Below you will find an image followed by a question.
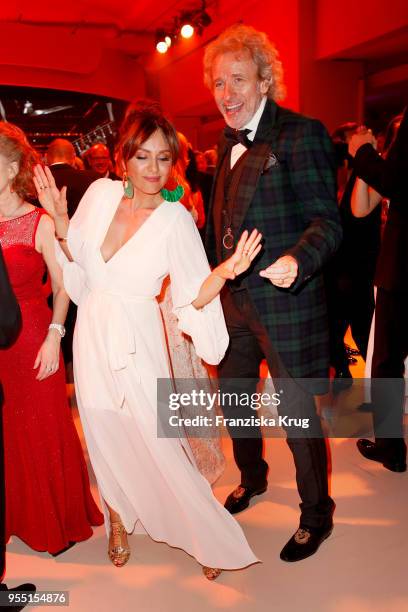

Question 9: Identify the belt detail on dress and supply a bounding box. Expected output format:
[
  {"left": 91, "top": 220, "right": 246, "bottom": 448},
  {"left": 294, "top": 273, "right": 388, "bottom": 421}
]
[{"left": 85, "top": 288, "right": 155, "bottom": 408}]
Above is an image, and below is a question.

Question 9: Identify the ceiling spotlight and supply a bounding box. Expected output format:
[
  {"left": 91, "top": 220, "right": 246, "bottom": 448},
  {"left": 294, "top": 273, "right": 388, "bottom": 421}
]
[
  {"left": 155, "top": 3, "right": 211, "bottom": 52},
  {"left": 156, "top": 40, "right": 168, "bottom": 53},
  {"left": 180, "top": 23, "right": 194, "bottom": 38},
  {"left": 156, "top": 30, "right": 169, "bottom": 53}
]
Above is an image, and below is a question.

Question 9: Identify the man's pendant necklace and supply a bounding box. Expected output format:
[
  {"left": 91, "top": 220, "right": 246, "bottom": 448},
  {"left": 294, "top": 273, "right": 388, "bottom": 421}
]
[
  {"left": 222, "top": 227, "right": 234, "bottom": 250},
  {"left": 222, "top": 209, "right": 234, "bottom": 250}
]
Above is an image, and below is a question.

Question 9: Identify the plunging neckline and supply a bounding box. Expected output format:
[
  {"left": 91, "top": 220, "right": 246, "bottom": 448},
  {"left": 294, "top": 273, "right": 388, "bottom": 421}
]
[{"left": 99, "top": 197, "right": 167, "bottom": 264}]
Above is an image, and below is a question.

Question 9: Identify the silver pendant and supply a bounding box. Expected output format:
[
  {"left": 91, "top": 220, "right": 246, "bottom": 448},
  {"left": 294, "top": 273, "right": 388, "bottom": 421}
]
[{"left": 222, "top": 228, "right": 234, "bottom": 250}]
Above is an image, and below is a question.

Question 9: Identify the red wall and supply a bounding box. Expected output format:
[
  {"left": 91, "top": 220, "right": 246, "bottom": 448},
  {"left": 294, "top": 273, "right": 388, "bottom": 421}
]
[
  {"left": 298, "top": 0, "right": 364, "bottom": 132},
  {"left": 316, "top": 0, "right": 408, "bottom": 58},
  {"left": 0, "top": 22, "right": 146, "bottom": 99}
]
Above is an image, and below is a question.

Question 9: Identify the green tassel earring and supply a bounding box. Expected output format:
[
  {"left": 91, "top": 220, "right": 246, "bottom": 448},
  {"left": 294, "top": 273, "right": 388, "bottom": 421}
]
[
  {"left": 160, "top": 184, "right": 184, "bottom": 202},
  {"left": 123, "top": 172, "right": 134, "bottom": 199}
]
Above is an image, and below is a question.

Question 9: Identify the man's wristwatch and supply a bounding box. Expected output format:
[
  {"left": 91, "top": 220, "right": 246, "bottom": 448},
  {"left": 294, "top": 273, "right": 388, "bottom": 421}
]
[{"left": 48, "top": 323, "right": 66, "bottom": 338}]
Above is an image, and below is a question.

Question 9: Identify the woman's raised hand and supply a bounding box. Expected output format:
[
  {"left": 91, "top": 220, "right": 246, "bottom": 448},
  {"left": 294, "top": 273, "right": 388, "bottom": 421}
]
[
  {"left": 215, "top": 229, "right": 263, "bottom": 280},
  {"left": 33, "top": 164, "right": 68, "bottom": 219}
]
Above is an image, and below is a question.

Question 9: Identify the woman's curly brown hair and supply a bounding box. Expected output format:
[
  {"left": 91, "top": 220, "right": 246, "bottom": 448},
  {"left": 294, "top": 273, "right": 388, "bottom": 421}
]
[
  {"left": 203, "top": 23, "right": 286, "bottom": 102},
  {"left": 0, "top": 121, "right": 39, "bottom": 199}
]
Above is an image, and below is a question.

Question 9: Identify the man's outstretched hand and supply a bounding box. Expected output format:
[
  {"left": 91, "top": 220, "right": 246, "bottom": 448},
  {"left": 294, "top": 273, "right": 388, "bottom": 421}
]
[{"left": 259, "top": 255, "right": 298, "bottom": 288}]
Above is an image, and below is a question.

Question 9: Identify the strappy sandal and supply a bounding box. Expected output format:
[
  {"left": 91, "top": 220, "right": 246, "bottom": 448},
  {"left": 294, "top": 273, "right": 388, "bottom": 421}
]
[
  {"left": 108, "top": 521, "right": 130, "bottom": 567},
  {"left": 202, "top": 566, "right": 222, "bottom": 581}
]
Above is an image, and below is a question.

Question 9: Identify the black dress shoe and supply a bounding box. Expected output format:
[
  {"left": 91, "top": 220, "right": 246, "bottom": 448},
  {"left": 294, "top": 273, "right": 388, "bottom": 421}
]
[
  {"left": 0, "top": 583, "right": 36, "bottom": 611},
  {"left": 224, "top": 484, "right": 267, "bottom": 514},
  {"left": 357, "top": 439, "right": 407, "bottom": 472},
  {"left": 332, "top": 368, "right": 353, "bottom": 395},
  {"left": 280, "top": 525, "right": 333, "bottom": 562},
  {"left": 50, "top": 541, "right": 76, "bottom": 557}
]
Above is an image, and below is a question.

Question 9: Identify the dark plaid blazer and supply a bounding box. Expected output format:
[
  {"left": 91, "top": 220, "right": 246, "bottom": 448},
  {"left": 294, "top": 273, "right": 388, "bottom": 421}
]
[{"left": 206, "top": 100, "right": 342, "bottom": 391}]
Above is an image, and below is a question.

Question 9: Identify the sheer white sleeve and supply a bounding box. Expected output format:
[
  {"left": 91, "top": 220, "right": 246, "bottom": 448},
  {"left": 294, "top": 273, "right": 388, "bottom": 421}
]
[
  {"left": 55, "top": 178, "right": 110, "bottom": 305},
  {"left": 167, "top": 205, "right": 229, "bottom": 365}
]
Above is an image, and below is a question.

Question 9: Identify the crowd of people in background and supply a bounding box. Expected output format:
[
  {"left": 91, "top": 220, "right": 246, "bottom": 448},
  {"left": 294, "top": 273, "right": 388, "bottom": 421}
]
[{"left": 326, "top": 114, "right": 405, "bottom": 394}]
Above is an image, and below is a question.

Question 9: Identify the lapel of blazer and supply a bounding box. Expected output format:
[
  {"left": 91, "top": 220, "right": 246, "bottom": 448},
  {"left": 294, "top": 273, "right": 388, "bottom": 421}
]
[
  {"left": 232, "top": 99, "right": 278, "bottom": 232},
  {"left": 205, "top": 136, "right": 230, "bottom": 255},
  {"left": 208, "top": 134, "right": 229, "bottom": 221}
]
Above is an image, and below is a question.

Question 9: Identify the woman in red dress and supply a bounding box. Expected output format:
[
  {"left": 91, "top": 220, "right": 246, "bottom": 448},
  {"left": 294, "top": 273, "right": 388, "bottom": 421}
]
[{"left": 0, "top": 122, "right": 103, "bottom": 555}]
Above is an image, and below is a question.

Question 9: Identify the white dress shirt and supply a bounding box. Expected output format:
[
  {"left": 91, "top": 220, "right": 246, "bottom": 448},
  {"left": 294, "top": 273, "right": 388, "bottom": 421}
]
[{"left": 230, "top": 96, "right": 267, "bottom": 169}]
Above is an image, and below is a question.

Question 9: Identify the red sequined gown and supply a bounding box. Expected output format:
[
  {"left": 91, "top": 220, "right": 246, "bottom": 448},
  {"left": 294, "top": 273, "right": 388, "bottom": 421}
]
[{"left": 0, "top": 208, "right": 103, "bottom": 554}]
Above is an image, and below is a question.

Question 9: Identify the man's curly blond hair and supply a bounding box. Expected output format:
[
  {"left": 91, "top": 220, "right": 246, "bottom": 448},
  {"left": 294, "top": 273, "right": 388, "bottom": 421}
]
[{"left": 203, "top": 24, "right": 286, "bottom": 102}]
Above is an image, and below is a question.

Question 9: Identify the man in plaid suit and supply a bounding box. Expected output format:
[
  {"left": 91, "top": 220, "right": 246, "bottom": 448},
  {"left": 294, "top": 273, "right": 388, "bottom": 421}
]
[{"left": 204, "top": 24, "right": 342, "bottom": 562}]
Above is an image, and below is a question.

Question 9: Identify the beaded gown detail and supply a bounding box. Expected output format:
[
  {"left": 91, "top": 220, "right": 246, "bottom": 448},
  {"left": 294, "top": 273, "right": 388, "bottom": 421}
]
[{"left": 0, "top": 208, "right": 103, "bottom": 554}]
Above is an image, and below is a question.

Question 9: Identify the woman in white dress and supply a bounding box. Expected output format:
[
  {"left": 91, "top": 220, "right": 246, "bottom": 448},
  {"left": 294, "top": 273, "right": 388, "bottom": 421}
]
[{"left": 34, "top": 102, "right": 262, "bottom": 579}]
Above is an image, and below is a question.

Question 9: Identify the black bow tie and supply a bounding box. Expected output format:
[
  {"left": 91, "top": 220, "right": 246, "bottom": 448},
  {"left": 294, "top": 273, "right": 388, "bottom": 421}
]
[{"left": 223, "top": 127, "right": 252, "bottom": 148}]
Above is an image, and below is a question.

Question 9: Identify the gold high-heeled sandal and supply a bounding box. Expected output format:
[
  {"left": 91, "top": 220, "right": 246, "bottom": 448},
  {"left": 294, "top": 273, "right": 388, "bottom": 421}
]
[
  {"left": 202, "top": 566, "right": 222, "bottom": 581},
  {"left": 108, "top": 521, "right": 130, "bottom": 567}
]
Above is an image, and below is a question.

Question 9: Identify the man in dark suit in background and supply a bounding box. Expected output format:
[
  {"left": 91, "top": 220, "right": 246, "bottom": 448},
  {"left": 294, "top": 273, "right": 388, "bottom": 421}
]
[
  {"left": 46, "top": 139, "right": 98, "bottom": 218},
  {"left": 0, "top": 245, "right": 35, "bottom": 610},
  {"left": 46, "top": 139, "right": 98, "bottom": 371},
  {"left": 349, "top": 108, "right": 408, "bottom": 472},
  {"left": 204, "top": 24, "right": 342, "bottom": 562},
  {"left": 84, "top": 142, "right": 120, "bottom": 180}
]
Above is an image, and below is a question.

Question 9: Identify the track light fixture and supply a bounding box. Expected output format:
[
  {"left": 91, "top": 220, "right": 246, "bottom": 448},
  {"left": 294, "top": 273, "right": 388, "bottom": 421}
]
[
  {"left": 156, "top": 30, "right": 171, "bottom": 54},
  {"left": 155, "top": 1, "right": 212, "bottom": 53},
  {"left": 194, "top": 8, "right": 212, "bottom": 34},
  {"left": 180, "top": 22, "right": 194, "bottom": 39}
]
